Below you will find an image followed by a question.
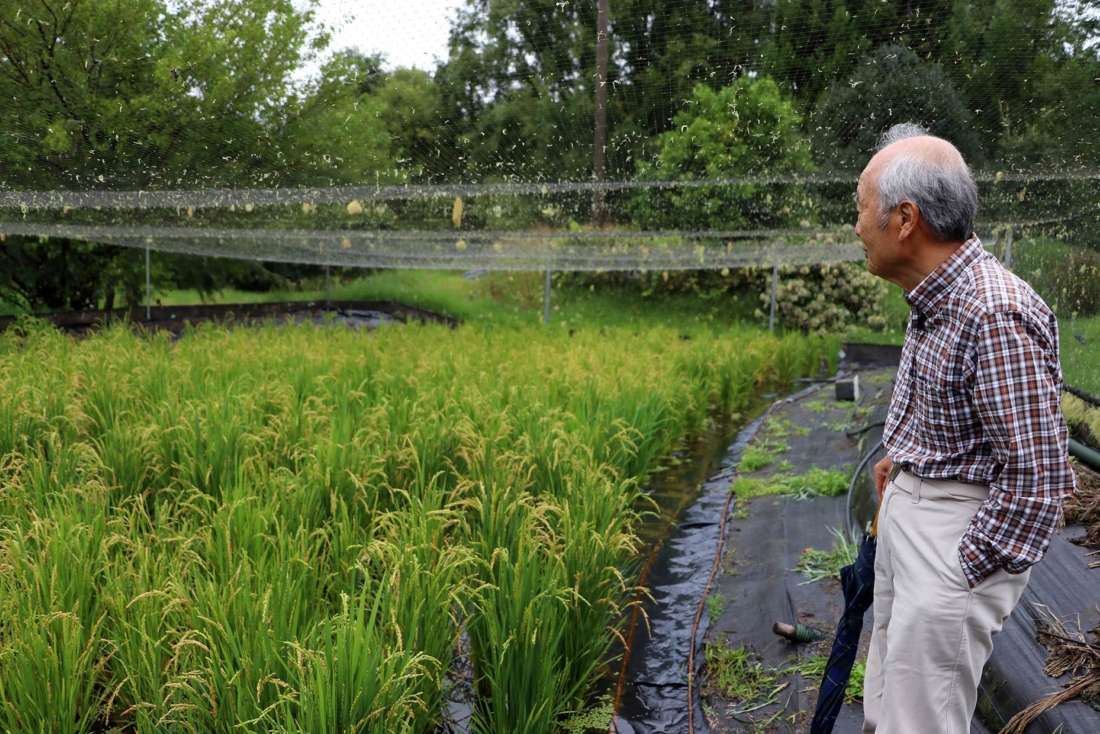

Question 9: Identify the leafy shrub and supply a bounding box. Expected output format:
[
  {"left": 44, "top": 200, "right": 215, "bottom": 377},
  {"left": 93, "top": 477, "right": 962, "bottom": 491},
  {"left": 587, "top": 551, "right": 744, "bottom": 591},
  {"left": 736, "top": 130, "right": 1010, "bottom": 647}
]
[
  {"left": 566, "top": 259, "right": 887, "bottom": 334},
  {"left": 756, "top": 262, "right": 888, "bottom": 334},
  {"left": 809, "top": 44, "right": 982, "bottom": 171},
  {"left": 628, "top": 77, "right": 815, "bottom": 230}
]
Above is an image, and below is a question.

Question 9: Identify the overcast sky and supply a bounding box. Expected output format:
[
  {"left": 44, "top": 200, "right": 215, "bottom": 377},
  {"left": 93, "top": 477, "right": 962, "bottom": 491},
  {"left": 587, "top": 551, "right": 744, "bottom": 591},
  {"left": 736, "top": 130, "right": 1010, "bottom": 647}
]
[{"left": 303, "top": 0, "right": 465, "bottom": 76}]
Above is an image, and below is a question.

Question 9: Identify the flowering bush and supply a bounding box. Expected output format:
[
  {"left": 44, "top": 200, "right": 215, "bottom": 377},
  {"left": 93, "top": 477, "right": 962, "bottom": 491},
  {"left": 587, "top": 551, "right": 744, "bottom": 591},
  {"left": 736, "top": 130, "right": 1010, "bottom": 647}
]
[
  {"left": 755, "top": 263, "right": 888, "bottom": 333},
  {"left": 567, "top": 261, "right": 887, "bottom": 334}
]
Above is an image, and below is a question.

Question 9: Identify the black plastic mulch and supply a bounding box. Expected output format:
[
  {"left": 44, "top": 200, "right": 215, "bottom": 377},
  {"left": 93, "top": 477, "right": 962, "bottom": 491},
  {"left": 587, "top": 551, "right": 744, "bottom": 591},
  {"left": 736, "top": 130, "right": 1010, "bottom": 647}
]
[
  {"left": 698, "top": 368, "right": 1091, "bottom": 734},
  {"left": 701, "top": 372, "right": 894, "bottom": 734}
]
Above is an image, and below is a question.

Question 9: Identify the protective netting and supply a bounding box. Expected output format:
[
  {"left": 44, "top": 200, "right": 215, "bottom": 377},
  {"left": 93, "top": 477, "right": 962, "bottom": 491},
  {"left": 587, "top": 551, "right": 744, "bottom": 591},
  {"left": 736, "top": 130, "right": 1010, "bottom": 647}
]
[
  {"left": 0, "top": 221, "right": 867, "bottom": 271},
  {"left": 0, "top": 0, "right": 1098, "bottom": 306}
]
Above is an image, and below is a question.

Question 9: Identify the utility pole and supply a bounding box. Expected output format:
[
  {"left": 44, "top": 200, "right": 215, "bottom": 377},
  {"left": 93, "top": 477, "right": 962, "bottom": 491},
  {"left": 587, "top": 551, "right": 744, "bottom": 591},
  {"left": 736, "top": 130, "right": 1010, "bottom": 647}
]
[{"left": 592, "top": 0, "right": 610, "bottom": 226}]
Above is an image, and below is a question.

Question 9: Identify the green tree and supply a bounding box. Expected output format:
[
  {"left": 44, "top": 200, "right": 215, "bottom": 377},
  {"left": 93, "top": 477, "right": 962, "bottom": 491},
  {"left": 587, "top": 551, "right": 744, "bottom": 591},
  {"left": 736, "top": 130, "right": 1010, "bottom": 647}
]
[
  {"left": 436, "top": 0, "right": 772, "bottom": 182},
  {"left": 376, "top": 68, "right": 444, "bottom": 180},
  {"left": 809, "top": 44, "right": 982, "bottom": 171},
  {"left": 0, "top": 0, "right": 325, "bottom": 310},
  {"left": 435, "top": 0, "right": 1088, "bottom": 183},
  {"left": 937, "top": 0, "right": 1061, "bottom": 154},
  {"left": 282, "top": 50, "right": 398, "bottom": 187},
  {"left": 435, "top": 0, "right": 596, "bottom": 181},
  {"left": 0, "top": 0, "right": 321, "bottom": 190},
  {"left": 629, "top": 78, "right": 814, "bottom": 230},
  {"left": 0, "top": 241, "right": 143, "bottom": 312},
  {"left": 990, "top": 2, "right": 1100, "bottom": 168}
]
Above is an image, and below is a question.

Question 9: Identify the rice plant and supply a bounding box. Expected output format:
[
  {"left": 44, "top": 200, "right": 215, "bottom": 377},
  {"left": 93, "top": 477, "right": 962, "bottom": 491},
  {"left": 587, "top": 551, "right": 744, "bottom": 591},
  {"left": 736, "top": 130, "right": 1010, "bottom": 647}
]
[{"left": 0, "top": 319, "right": 835, "bottom": 732}]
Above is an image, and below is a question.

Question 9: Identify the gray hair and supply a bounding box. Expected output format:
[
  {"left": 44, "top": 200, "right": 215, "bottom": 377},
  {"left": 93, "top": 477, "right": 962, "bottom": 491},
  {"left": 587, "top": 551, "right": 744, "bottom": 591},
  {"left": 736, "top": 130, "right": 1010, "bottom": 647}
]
[
  {"left": 876, "top": 123, "right": 932, "bottom": 150},
  {"left": 874, "top": 123, "right": 978, "bottom": 242}
]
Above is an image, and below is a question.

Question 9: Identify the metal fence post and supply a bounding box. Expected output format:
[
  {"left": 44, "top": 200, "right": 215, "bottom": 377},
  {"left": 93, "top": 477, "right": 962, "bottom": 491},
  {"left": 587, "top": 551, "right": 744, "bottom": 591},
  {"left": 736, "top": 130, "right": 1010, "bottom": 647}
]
[
  {"left": 543, "top": 266, "right": 552, "bottom": 325},
  {"left": 768, "top": 261, "right": 779, "bottom": 332},
  {"left": 145, "top": 247, "right": 151, "bottom": 321},
  {"left": 1003, "top": 226, "right": 1014, "bottom": 270}
]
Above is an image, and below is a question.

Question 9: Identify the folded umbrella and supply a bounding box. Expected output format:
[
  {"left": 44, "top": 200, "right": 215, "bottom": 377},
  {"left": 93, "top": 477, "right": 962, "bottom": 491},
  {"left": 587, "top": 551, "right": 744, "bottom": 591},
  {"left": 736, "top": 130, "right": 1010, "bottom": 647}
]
[{"left": 810, "top": 532, "right": 877, "bottom": 734}]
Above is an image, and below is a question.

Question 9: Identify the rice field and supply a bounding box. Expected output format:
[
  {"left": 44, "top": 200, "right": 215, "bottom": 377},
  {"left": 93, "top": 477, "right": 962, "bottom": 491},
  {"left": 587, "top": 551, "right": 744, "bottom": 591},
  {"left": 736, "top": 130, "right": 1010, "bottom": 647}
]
[{"left": 0, "top": 318, "right": 834, "bottom": 733}]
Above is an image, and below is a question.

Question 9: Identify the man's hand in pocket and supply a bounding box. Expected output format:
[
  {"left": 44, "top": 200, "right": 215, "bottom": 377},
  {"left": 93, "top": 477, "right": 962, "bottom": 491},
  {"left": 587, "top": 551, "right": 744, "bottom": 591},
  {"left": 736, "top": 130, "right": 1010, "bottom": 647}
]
[{"left": 873, "top": 456, "right": 894, "bottom": 503}]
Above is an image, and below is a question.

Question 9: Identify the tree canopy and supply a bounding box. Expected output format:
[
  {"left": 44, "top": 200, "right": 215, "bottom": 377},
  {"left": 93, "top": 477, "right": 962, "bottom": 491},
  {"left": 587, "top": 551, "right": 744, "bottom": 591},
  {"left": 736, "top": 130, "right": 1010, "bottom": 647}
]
[
  {"left": 1, "top": 0, "right": 1098, "bottom": 310},
  {"left": 630, "top": 78, "right": 813, "bottom": 230}
]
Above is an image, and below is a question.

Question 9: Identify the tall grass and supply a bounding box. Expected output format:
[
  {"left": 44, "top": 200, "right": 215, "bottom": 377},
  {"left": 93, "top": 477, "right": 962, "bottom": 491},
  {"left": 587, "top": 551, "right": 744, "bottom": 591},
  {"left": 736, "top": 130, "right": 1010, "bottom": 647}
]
[{"left": 0, "top": 319, "right": 835, "bottom": 732}]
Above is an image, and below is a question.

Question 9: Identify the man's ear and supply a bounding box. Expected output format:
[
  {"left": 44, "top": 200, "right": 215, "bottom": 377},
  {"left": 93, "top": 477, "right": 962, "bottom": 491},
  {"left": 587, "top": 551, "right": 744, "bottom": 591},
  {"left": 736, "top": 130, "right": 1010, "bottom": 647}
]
[{"left": 896, "top": 201, "right": 920, "bottom": 240}]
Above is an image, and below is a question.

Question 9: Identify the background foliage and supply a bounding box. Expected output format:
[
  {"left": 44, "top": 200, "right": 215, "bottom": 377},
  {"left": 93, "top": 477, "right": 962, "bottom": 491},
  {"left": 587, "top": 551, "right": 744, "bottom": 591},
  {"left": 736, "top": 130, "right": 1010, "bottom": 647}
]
[{"left": 0, "top": 0, "right": 1097, "bottom": 319}]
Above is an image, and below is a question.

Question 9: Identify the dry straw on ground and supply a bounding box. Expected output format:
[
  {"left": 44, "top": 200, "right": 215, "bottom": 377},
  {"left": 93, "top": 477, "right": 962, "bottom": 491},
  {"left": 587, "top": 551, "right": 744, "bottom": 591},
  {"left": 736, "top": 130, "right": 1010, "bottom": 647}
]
[
  {"left": 999, "top": 604, "right": 1100, "bottom": 734},
  {"left": 1065, "top": 462, "right": 1100, "bottom": 560},
  {"left": 999, "top": 463, "right": 1100, "bottom": 734}
]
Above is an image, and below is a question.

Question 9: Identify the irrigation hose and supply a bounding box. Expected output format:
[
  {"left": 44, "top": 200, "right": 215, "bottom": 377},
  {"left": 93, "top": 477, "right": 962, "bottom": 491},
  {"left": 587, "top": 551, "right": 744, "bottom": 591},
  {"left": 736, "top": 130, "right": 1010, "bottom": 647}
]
[
  {"left": 846, "top": 440, "right": 885, "bottom": 538},
  {"left": 1070, "top": 438, "right": 1100, "bottom": 473},
  {"left": 1066, "top": 384, "right": 1100, "bottom": 409},
  {"left": 845, "top": 420, "right": 886, "bottom": 439}
]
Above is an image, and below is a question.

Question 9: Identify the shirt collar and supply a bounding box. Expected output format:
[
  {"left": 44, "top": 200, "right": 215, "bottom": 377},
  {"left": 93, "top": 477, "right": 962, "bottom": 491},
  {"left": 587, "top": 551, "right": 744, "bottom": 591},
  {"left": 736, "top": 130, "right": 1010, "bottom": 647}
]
[{"left": 905, "top": 236, "right": 984, "bottom": 319}]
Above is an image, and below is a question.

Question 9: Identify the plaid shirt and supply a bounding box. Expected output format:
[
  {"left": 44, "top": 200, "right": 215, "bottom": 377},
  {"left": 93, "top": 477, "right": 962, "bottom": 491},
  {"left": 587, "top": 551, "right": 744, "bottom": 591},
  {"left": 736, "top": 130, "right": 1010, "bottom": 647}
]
[{"left": 884, "top": 237, "right": 1076, "bottom": 588}]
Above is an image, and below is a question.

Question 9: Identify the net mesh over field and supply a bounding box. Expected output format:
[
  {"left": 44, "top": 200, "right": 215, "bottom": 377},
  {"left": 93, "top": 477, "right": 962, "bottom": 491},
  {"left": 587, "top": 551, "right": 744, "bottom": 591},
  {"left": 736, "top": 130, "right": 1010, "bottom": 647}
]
[{"left": 0, "top": 1, "right": 1098, "bottom": 295}]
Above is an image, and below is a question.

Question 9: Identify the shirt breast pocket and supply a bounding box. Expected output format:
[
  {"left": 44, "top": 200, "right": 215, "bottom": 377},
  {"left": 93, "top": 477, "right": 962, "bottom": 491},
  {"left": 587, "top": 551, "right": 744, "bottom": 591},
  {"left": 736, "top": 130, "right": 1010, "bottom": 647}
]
[{"left": 912, "top": 374, "right": 973, "bottom": 452}]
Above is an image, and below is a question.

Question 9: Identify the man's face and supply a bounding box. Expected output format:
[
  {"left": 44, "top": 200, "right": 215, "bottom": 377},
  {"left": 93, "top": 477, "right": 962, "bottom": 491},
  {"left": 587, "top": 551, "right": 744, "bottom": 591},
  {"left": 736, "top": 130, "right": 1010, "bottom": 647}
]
[{"left": 854, "top": 171, "right": 896, "bottom": 279}]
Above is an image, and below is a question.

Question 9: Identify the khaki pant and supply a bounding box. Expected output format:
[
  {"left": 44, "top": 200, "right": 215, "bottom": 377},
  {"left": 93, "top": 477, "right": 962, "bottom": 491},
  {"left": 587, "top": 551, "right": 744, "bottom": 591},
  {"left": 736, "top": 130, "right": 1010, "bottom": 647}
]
[{"left": 862, "top": 470, "right": 1030, "bottom": 734}]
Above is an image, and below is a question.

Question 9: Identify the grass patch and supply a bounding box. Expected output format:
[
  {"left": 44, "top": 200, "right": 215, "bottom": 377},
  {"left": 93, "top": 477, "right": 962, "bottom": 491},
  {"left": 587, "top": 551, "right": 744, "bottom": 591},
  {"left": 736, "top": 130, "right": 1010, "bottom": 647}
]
[
  {"left": 739, "top": 445, "right": 780, "bottom": 472},
  {"left": 704, "top": 641, "right": 785, "bottom": 704},
  {"left": 734, "top": 468, "right": 844, "bottom": 501},
  {"left": 732, "top": 467, "right": 849, "bottom": 500},
  {"left": 732, "top": 477, "right": 777, "bottom": 499},
  {"left": 762, "top": 416, "right": 793, "bottom": 439},
  {"left": 795, "top": 528, "right": 860, "bottom": 583},
  {"left": 154, "top": 269, "right": 773, "bottom": 335},
  {"left": 707, "top": 593, "right": 727, "bottom": 621},
  {"left": 762, "top": 415, "right": 810, "bottom": 440},
  {"left": 161, "top": 270, "right": 527, "bottom": 327},
  {"left": 790, "top": 655, "right": 866, "bottom": 703},
  {"left": 782, "top": 467, "right": 849, "bottom": 498},
  {"left": 1065, "top": 394, "right": 1100, "bottom": 448},
  {"left": 704, "top": 645, "right": 866, "bottom": 712},
  {"left": 1062, "top": 313, "right": 1100, "bottom": 396}
]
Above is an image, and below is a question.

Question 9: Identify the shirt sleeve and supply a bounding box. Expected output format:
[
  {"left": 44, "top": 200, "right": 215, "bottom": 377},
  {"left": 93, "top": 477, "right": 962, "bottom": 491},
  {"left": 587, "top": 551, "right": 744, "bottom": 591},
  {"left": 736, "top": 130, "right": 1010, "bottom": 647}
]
[{"left": 958, "top": 311, "right": 1076, "bottom": 588}]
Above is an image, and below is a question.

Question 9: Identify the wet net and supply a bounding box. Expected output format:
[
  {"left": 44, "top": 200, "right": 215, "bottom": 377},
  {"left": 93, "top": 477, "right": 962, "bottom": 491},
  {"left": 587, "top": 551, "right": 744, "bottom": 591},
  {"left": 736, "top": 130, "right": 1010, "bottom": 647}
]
[{"left": 0, "top": 0, "right": 1098, "bottom": 324}]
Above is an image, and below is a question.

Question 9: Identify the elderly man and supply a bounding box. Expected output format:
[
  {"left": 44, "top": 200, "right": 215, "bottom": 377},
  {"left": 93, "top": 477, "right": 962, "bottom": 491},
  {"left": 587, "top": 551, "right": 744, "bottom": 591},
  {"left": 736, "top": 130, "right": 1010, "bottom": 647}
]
[{"left": 855, "top": 123, "right": 1076, "bottom": 733}]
